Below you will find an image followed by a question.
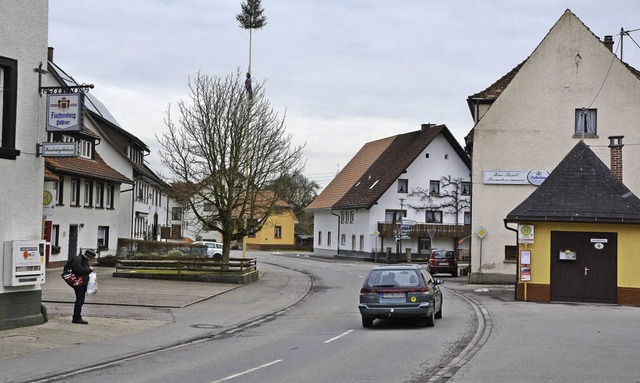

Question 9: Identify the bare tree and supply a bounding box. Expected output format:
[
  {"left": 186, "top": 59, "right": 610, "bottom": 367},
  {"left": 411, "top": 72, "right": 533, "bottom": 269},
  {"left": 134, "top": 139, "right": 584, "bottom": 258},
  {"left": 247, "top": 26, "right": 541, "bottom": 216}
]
[
  {"left": 407, "top": 175, "right": 470, "bottom": 224},
  {"left": 158, "top": 70, "right": 304, "bottom": 262}
]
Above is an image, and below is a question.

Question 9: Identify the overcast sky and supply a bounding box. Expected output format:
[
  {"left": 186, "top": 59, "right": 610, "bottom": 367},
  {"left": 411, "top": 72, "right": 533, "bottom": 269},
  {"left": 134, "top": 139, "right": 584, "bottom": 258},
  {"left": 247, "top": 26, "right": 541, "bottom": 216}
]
[{"left": 48, "top": 1, "right": 640, "bottom": 189}]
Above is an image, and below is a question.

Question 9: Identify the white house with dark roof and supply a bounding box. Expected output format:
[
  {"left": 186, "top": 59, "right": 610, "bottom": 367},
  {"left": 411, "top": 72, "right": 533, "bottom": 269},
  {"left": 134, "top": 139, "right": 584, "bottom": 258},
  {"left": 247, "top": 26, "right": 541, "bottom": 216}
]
[
  {"left": 307, "top": 124, "right": 471, "bottom": 261},
  {"left": 45, "top": 48, "right": 171, "bottom": 246},
  {"left": 465, "top": 10, "right": 640, "bottom": 283}
]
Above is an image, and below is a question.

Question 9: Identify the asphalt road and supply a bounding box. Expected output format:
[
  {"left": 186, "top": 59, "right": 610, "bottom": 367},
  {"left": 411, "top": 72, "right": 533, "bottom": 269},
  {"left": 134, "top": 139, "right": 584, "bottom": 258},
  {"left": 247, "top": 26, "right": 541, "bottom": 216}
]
[{"left": 51, "top": 255, "right": 478, "bottom": 383}]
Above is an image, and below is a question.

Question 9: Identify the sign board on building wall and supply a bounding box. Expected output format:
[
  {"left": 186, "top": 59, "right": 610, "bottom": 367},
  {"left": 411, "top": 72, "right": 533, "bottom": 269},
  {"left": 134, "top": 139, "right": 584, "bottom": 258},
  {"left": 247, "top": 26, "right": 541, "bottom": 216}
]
[
  {"left": 46, "top": 93, "right": 84, "bottom": 131},
  {"left": 518, "top": 224, "right": 534, "bottom": 243},
  {"left": 483, "top": 170, "right": 549, "bottom": 185},
  {"left": 41, "top": 142, "right": 78, "bottom": 157}
]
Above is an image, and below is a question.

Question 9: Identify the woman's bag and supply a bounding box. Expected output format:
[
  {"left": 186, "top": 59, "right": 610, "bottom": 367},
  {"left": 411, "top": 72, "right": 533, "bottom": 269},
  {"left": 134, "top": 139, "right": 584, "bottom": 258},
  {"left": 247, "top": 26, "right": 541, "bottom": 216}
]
[
  {"left": 86, "top": 271, "right": 98, "bottom": 295},
  {"left": 61, "top": 258, "right": 84, "bottom": 287}
]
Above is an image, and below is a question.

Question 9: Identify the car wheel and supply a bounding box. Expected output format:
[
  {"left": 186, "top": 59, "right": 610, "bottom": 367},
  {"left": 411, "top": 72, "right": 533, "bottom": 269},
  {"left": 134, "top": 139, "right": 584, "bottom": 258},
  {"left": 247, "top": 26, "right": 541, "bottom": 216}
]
[
  {"left": 435, "top": 303, "right": 443, "bottom": 319},
  {"left": 362, "top": 316, "right": 374, "bottom": 328},
  {"left": 424, "top": 309, "right": 435, "bottom": 327}
]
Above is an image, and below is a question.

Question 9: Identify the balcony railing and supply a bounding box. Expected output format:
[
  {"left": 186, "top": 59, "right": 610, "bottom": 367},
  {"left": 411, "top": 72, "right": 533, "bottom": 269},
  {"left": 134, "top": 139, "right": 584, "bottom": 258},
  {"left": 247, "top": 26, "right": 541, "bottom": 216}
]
[{"left": 377, "top": 222, "right": 470, "bottom": 239}]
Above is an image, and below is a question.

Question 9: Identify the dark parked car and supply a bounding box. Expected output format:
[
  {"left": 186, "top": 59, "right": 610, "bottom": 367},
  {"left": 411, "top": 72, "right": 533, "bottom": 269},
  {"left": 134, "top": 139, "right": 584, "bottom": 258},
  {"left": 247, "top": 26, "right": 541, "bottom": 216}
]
[
  {"left": 358, "top": 264, "right": 443, "bottom": 328},
  {"left": 428, "top": 249, "right": 458, "bottom": 277}
]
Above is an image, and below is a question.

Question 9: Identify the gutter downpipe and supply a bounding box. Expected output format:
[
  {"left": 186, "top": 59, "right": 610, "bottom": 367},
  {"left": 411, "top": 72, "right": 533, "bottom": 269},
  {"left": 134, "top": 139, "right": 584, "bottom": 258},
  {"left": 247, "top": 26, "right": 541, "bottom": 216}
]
[
  {"left": 330, "top": 210, "right": 341, "bottom": 257},
  {"left": 504, "top": 219, "right": 519, "bottom": 301}
]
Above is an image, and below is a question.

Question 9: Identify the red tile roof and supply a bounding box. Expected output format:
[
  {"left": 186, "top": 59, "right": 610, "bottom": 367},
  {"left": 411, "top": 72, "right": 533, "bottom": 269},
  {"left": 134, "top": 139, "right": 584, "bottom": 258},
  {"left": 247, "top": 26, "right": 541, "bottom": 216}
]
[{"left": 45, "top": 151, "right": 132, "bottom": 184}]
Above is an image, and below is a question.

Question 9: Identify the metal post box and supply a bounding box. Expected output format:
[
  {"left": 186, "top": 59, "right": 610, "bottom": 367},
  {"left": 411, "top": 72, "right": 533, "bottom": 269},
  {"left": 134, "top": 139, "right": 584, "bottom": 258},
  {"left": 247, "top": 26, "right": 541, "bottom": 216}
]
[{"left": 3, "top": 240, "right": 46, "bottom": 286}]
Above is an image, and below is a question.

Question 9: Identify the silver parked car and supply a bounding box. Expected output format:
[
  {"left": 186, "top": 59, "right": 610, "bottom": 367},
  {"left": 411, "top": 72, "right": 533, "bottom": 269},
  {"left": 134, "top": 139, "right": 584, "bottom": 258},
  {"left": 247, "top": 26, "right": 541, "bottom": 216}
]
[
  {"left": 358, "top": 264, "right": 443, "bottom": 328},
  {"left": 192, "top": 241, "right": 224, "bottom": 260}
]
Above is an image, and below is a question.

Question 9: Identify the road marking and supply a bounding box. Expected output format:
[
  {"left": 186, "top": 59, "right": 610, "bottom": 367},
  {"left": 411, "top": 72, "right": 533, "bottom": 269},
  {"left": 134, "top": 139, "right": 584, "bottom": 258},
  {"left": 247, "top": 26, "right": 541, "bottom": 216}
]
[
  {"left": 210, "top": 359, "right": 282, "bottom": 383},
  {"left": 324, "top": 329, "right": 354, "bottom": 344}
]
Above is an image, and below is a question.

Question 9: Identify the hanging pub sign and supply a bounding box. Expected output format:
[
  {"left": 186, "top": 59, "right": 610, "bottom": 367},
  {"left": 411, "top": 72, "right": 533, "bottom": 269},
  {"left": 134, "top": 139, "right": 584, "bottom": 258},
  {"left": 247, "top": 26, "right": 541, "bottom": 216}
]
[{"left": 47, "top": 93, "right": 83, "bottom": 132}]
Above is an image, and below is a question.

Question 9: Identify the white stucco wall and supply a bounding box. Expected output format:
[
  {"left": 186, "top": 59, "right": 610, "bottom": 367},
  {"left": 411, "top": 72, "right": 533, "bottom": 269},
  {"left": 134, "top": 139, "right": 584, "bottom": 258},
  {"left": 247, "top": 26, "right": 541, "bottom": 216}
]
[
  {"left": 470, "top": 12, "right": 640, "bottom": 281},
  {"left": 0, "top": 1, "right": 48, "bottom": 292},
  {"left": 313, "top": 133, "right": 470, "bottom": 257}
]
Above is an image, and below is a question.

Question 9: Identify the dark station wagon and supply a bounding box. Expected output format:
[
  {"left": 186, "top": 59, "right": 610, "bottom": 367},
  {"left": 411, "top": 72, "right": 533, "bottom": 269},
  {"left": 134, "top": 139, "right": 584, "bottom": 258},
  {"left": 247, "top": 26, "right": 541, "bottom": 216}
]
[{"left": 358, "top": 264, "right": 443, "bottom": 328}]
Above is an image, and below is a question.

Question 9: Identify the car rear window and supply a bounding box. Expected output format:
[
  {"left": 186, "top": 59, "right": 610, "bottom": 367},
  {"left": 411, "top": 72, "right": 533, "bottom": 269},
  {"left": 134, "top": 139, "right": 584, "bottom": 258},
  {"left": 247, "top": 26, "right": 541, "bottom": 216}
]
[
  {"left": 365, "top": 269, "right": 423, "bottom": 288},
  {"left": 433, "top": 251, "right": 454, "bottom": 259}
]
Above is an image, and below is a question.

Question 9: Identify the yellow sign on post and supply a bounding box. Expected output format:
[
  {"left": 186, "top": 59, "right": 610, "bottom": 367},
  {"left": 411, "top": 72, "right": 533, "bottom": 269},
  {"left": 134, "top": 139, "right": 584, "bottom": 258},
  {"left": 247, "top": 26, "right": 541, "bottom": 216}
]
[{"left": 518, "top": 224, "right": 534, "bottom": 243}]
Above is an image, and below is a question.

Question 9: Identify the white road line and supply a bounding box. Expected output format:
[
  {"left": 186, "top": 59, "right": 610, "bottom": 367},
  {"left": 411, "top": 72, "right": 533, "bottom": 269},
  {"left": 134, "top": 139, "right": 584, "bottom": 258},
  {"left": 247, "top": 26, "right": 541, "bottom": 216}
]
[
  {"left": 210, "top": 359, "right": 283, "bottom": 383},
  {"left": 324, "top": 329, "right": 354, "bottom": 344}
]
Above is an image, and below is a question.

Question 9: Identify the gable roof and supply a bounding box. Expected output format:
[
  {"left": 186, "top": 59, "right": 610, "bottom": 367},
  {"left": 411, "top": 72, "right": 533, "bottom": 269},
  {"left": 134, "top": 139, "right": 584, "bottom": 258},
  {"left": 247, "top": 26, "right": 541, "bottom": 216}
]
[
  {"left": 45, "top": 151, "right": 132, "bottom": 184},
  {"left": 306, "top": 136, "right": 395, "bottom": 210},
  {"left": 467, "top": 10, "right": 640, "bottom": 113},
  {"left": 506, "top": 141, "right": 640, "bottom": 223},
  {"left": 307, "top": 124, "right": 470, "bottom": 210}
]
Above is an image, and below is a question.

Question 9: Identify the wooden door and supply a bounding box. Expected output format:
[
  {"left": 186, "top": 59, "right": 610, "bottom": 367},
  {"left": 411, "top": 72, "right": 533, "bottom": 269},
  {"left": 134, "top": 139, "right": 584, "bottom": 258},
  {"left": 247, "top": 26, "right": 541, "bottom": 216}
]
[{"left": 550, "top": 231, "right": 617, "bottom": 303}]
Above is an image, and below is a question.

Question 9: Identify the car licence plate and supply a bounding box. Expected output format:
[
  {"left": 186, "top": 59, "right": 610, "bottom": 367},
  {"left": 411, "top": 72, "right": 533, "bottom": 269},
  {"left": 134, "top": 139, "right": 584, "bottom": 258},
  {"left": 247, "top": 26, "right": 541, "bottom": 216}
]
[
  {"left": 439, "top": 262, "right": 449, "bottom": 266},
  {"left": 381, "top": 293, "right": 404, "bottom": 299}
]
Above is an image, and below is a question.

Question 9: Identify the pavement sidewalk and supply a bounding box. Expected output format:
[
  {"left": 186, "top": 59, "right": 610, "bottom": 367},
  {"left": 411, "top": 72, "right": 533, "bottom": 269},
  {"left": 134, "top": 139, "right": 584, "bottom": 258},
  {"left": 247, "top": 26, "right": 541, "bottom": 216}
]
[{"left": 0, "top": 261, "right": 312, "bottom": 383}]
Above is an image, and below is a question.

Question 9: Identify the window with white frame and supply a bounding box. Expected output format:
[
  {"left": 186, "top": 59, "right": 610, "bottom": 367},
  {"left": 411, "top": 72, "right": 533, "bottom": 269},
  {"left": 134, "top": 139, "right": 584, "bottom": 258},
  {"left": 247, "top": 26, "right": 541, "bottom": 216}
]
[
  {"left": 70, "top": 179, "right": 80, "bottom": 206},
  {"left": 97, "top": 226, "right": 109, "bottom": 249},
  {"left": 95, "top": 183, "right": 104, "bottom": 208},
  {"left": 359, "top": 235, "right": 364, "bottom": 251},
  {"left": 397, "top": 179, "right": 408, "bottom": 193},
  {"left": 106, "top": 184, "right": 114, "bottom": 209},
  {"left": 51, "top": 224, "right": 60, "bottom": 247},
  {"left": 172, "top": 206, "right": 182, "bottom": 220},
  {"left": 575, "top": 108, "right": 597, "bottom": 136},
  {"left": 429, "top": 180, "right": 440, "bottom": 194},
  {"left": 461, "top": 182, "right": 471, "bottom": 195},
  {"left": 425, "top": 210, "right": 443, "bottom": 223},
  {"left": 351, "top": 235, "right": 356, "bottom": 250},
  {"left": 385, "top": 209, "right": 406, "bottom": 223},
  {"left": 79, "top": 140, "right": 92, "bottom": 159},
  {"left": 341, "top": 233, "right": 346, "bottom": 245},
  {"left": 84, "top": 180, "right": 93, "bottom": 207},
  {"left": 54, "top": 177, "right": 64, "bottom": 205}
]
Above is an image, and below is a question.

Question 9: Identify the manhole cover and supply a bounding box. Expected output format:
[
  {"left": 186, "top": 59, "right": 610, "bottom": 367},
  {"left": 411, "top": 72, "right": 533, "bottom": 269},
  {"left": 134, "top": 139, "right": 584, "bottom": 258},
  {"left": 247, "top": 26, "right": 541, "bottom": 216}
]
[
  {"left": 191, "top": 324, "right": 221, "bottom": 329},
  {"left": 1, "top": 335, "right": 39, "bottom": 341}
]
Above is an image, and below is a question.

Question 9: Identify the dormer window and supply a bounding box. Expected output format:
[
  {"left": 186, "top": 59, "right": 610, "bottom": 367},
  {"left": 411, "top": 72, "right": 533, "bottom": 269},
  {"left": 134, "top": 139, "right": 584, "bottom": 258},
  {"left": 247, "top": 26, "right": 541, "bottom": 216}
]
[
  {"left": 127, "top": 145, "right": 143, "bottom": 164},
  {"left": 79, "top": 139, "right": 92, "bottom": 159}
]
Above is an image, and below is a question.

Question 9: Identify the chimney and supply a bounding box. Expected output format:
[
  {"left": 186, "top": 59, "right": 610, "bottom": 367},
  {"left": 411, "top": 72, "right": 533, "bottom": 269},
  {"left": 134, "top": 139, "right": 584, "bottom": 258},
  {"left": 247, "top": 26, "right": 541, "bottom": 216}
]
[
  {"left": 608, "top": 135, "right": 624, "bottom": 181},
  {"left": 47, "top": 47, "right": 54, "bottom": 62},
  {"left": 421, "top": 123, "right": 437, "bottom": 131},
  {"left": 603, "top": 35, "right": 614, "bottom": 52}
]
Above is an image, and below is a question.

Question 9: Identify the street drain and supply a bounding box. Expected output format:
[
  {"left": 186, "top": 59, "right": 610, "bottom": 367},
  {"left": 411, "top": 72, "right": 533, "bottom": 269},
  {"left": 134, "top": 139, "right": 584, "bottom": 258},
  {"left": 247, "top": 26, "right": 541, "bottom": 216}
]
[{"left": 191, "top": 324, "right": 221, "bottom": 329}]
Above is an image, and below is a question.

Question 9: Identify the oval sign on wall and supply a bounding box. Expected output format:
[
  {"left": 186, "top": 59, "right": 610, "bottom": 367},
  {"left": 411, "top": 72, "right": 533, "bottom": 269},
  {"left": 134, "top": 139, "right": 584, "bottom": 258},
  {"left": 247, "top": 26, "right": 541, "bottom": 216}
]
[
  {"left": 594, "top": 243, "right": 604, "bottom": 250},
  {"left": 527, "top": 170, "right": 550, "bottom": 186}
]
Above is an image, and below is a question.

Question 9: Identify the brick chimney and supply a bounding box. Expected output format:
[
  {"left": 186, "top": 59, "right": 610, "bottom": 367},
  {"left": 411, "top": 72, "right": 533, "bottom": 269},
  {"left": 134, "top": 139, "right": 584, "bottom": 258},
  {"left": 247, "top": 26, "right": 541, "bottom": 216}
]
[
  {"left": 47, "top": 47, "right": 54, "bottom": 62},
  {"left": 603, "top": 35, "right": 614, "bottom": 52},
  {"left": 421, "top": 123, "right": 437, "bottom": 131},
  {"left": 608, "top": 136, "right": 624, "bottom": 181}
]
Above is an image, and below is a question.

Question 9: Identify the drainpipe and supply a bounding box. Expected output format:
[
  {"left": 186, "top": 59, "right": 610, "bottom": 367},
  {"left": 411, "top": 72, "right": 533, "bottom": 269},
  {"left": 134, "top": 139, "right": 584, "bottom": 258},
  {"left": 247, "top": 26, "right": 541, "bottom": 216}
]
[
  {"left": 331, "top": 210, "right": 341, "bottom": 256},
  {"left": 504, "top": 220, "right": 519, "bottom": 301}
]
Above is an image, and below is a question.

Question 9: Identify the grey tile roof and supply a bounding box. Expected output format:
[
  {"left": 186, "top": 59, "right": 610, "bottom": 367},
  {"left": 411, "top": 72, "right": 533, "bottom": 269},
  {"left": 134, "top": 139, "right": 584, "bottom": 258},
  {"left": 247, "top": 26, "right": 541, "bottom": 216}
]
[{"left": 506, "top": 141, "right": 640, "bottom": 223}]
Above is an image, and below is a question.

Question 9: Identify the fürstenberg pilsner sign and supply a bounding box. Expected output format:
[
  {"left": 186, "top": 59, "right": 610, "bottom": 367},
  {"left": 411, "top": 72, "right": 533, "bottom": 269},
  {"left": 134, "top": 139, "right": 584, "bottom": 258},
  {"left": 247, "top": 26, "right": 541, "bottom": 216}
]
[{"left": 47, "top": 93, "right": 83, "bottom": 132}]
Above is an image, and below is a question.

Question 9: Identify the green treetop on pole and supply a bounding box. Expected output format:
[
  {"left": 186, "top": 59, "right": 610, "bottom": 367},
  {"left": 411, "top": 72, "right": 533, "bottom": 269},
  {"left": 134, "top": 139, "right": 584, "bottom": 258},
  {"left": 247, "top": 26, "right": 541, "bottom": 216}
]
[{"left": 236, "top": 0, "right": 267, "bottom": 75}]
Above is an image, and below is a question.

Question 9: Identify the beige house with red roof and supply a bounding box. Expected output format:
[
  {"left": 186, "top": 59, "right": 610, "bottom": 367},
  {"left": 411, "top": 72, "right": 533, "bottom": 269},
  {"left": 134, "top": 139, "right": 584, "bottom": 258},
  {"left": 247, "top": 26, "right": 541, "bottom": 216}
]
[
  {"left": 465, "top": 10, "right": 640, "bottom": 283},
  {"left": 308, "top": 124, "right": 470, "bottom": 260}
]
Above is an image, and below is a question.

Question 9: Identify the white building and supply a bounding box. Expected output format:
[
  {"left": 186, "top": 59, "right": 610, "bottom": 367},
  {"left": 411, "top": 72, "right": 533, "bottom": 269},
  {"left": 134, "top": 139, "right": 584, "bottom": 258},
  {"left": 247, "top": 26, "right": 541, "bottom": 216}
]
[
  {"left": 45, "top": 49, "right": 171, "bottom": 248},
  {"left": 465, "top": 10, "right": 640, "bottom": 283},
  {"left": 0, "top": 0, "right": 49, "bottom": 330},
  {"left": 308, "top": 124, "right": 471, "bottom": 260}
]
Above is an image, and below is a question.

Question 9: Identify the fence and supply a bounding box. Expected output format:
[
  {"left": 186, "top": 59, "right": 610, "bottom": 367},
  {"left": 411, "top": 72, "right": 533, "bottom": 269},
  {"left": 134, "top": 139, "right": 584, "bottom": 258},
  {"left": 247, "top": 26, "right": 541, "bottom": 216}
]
[{"left": 115, "top": 257, "right": 257, "bottom": 274}]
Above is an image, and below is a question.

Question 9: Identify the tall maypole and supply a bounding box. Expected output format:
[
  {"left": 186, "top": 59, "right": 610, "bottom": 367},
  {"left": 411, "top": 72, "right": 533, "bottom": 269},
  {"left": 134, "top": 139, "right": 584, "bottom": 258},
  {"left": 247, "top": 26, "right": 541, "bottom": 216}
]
[{"left": 236, "top": 0, "right": 267, "bottom": 257}]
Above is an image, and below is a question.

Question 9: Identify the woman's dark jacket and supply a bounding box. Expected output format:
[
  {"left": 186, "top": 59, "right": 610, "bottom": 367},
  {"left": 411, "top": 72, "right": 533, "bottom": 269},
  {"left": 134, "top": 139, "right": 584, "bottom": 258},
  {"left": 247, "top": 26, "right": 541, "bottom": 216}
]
[{"left": 71, "top": 254, "right": 92, "bottom": 286}]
